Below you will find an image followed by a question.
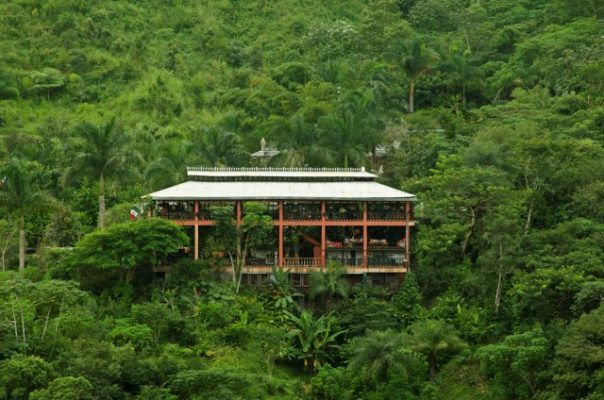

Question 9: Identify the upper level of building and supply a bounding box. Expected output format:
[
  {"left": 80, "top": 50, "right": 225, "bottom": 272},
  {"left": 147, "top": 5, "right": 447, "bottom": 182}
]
[{"left": 148, "top": 167, "right": 416, "bottom": 203}]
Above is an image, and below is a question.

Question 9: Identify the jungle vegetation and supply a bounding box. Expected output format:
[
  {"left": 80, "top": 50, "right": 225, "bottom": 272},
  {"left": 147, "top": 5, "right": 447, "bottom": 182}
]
[{"left": 1, "top": 0, "right": 603, "bottom": 399}]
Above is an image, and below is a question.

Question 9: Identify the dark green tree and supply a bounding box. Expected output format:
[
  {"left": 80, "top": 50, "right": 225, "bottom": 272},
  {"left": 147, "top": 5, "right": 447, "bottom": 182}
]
[
  {"left": 392, "top": 272, "right": 424, "bottom": 326},
  {"left": 309, "top": 261, "right": 351, "bottom": 310},
  {"left": 347, "top": 330, "right": 409, "bottom": 382},
  {"left": 405, "top": 319, "right": 466, "bottom": 379},
  {"left": 550, "top": 303, "right": 604, "bottom": 399}
]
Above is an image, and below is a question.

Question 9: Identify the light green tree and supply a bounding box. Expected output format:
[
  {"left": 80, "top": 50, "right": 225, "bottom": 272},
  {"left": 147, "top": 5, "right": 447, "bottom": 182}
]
[
  {"left": 29, "top": 376, "right": 94, "bottom": 400},
  {"left": 63, "top": 118, "right": 140, "bottom": 229},
  {"left": 0, "top": 156, "right": 47, "bottom": 271},
  {"left": 394, "top": 37, "right": 438, "bottom": 113},
  {"left": 286, "top": 310, "right": 344, "bottom": 372},
  {"left": 66, "top": 218, "right": 189, "bottom": 283}
]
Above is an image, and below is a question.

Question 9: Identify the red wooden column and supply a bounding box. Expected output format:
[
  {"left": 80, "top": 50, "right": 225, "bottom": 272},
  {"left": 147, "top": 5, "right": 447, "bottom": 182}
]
[
  {"left": 363, "top": 201, "right": 368, "bottom": 268},
  {"left": 278, "top": 201, "right": 284, "bottom": 267},
  {"left": 194, "top": 200, "right": 199, "bottom": 260},
  {"left": 236, "top": 201, "right": 242, "bottom": 226},
  {"left": 321, "top": 201, "right": 326, "bottom": 267},
  {"left": 405, "top": 202, "right": 411, "bottom": 271}
]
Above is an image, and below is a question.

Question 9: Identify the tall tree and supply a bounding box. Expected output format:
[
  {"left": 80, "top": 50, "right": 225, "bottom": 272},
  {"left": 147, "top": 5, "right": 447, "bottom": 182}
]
[
  {"left": 195, "top": 127, "right": 246, "bottom": 167},
  {"left": 0, "top": 157, "right": 47, "bottom": 271},
  {"left": 394, "top": 37, "right": 438, "bottom": 113},
  {"left": 145, "top": 139, "right": 194, "bottom": 189},
  {"left": 267, "top": 115, "right": 331, "bottom": 167},
  {"left": 210, "top": 202, "right": 273, "bottom": 293},
  {"left": 63, "top": 118, "right": 134, "bottom": 229},
  {"left": 318, "top": 103, "right": 379, "bottom": 168}
]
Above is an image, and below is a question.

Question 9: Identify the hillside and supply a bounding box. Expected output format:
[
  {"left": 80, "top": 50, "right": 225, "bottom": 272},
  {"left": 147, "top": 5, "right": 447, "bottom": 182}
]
[{"left": 1, "top": 0, "right": 603, "bottom": 399}]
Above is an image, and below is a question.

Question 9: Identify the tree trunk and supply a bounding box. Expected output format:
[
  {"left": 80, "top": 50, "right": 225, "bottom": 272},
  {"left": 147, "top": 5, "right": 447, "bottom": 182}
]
[
  {"left": 98, "top": 173, "right": 106, "bottom": 229},
  {"left": 18, "top": 216, "right": 25, "bottom": 272},
  {"left": 428, "top": 355, "right": 436, "bottom": 379},
  {"left": 1, "top": 224, "right": 17, "bottom": 272},
  {"left": 462, "top": 207, "right": 476, "bottom": 254},
  {"left": 235, "top": 232, "right": 242, "bottom": 293},
  {"left": 495, "top": 242, "right": 504, "bottom": 314},
  {"left": 20, "top": 302, "right": 26, "bottom": 343},
  {"left": 11, "top": 300, "right": 18, "bottom": 342},
  {"left": 228, "top": 251, "right": 236, "bottom": 284},
  {"left": 41, "top": 304, "right": 52, "bottom": 340},
  {"left": 408, "top": 80, "right": 416, "bottom": 113},
  {"left": 524, "top": 197, "right": 534, "bottom": 233}
]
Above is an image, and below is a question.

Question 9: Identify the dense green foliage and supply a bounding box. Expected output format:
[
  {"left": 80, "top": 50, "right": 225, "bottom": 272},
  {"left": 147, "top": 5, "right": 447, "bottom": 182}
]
[{"left": 1, "top": 0, "right": 603, "bottom": 398}]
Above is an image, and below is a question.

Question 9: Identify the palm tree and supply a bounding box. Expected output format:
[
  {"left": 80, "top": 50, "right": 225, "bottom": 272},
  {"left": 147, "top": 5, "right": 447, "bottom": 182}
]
[
  {"left": 405, "top": 319, "right": 467, "bottom": 378},
  {"left": 318, "top": 104, "right": 379, "bottom": 168},
  {"left": 286, "top": 310, "right": 344, "bottom": 372},
  {"left": 196, "top": 127, "right": 246, "bottom": 167},
  {"left": 0, "top": 156, "right": 46, "bottom": 271},
  {"left": 267, "top": 115, "right": 331, "bottom": 167},
  {"left": 63, "top": 118, "right": 134, "bottom": 229},
  {"left": 309, "top": 261, "right": 351, "bottom": 310},
  {"left": 397, "top": 37, "right": 438, "bottom": 113},
  {"left": 348, "top": 330, "right": 411, "bottom": 382},
  {"left": 145, "top": 139, "right": 194, "bottom": 189}
]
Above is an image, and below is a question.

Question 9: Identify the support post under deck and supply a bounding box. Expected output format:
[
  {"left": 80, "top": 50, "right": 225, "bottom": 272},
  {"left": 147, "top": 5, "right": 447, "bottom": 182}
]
[
  {"left": 194, "top": 200, "right": 199, "bottom": 260},
  {"left": 236, "top": 201, "right": 242, "bottom": 225},
  {"left": 278, "top": 201, "right": 284, "bottom": 267},
  {"left": 405, "top": 202, "right": 411, "bottom": 271},
  {"left": 321, "top": 201, "right": 326, "bottom": 267},
  {"left": 363, "top": 201, "right": 368, "bottom": 268}
]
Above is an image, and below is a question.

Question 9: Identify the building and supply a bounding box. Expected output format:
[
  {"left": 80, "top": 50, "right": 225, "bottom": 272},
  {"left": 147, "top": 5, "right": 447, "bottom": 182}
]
[{"left": 147, "top": 167, "right": 416, "bottom": 287}]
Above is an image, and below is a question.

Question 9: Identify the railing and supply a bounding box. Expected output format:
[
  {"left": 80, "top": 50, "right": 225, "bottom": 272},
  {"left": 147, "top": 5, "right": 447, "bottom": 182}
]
[
  {"left": 326, "top": 239, "right": 364, "bottom": 248},
  {"left": 245, "top": 258, "right": 276, "bottom": 266},
  {"left": 283, "top": 257, "right": 322, "bottom": 267},
  {"left": 367, "top": 211, "right": 406, "bottom": 220},
  {"left": 326, "top": 257, "right": 363, "bottom": 266},
  {"left": 187, "top": 167, "right": 367, "bottom": 172},
  {"left": 283, "top": 211, "right": 322, "bottom": 220},
  {"left": 158, "top": 211, "right": 194, "bottom": 220},
  {"left": 326, "top": 202, "right": 363, "bottom": 220},
  {"left": 367, "top": 257, "right": 406, "bottom": 267}
]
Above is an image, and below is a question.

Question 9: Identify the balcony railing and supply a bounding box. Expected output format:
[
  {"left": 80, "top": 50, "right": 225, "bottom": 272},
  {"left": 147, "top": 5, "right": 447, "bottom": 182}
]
[
  {"left": 283, "top": 210, "right": 322, "bottom": 220},
  {"left": 283, "top": 257, "right": 322, "bottom": 267},
  {"left": 283, "top": 202, "right": 322, "bottom": 220},
  {"left": 245, "top": 257, "right": 276, "bottom": 266},
  {"left": 326, "top": 202, "right": 363, "bottom": 220},
  {"left": 367, "top": 211, "right": 406, "bottom": 221},
  {"left": 367, "top": 257, "right": 406, "bottom": 267},
  {"left": 326, "top": 257, "right": 363, "bottom": 266},
  {"left": 158, "top": 210, "right": 194, "bottom": 220}
]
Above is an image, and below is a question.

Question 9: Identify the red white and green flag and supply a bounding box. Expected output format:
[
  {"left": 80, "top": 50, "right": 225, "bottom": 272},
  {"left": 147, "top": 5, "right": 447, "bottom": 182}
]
[{"left": 130, "top": 205, "right": 143, "bottom": 220}]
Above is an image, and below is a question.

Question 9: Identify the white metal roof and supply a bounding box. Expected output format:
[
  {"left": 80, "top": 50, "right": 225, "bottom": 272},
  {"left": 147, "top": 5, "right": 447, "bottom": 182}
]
[
  {"left": 186, "top": 167, "right": 377, "bottom": 179},
  {"left": 148, "top": 180, "right": 416, "bottom": 202}
]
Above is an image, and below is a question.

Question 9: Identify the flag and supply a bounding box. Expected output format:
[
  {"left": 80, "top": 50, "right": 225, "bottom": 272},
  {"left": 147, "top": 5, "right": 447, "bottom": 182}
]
[{"left": 130, "top": 205, "right": 142, "bottom": 220}]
